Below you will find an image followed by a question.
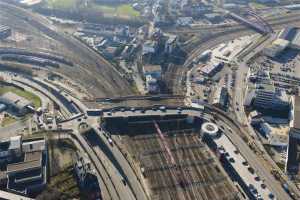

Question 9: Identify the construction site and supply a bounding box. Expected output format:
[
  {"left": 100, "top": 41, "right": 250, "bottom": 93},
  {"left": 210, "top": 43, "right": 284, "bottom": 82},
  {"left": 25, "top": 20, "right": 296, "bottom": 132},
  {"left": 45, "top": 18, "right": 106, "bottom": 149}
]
[{"left": 103, "top": 113, "right": 240, "bottom": 200}]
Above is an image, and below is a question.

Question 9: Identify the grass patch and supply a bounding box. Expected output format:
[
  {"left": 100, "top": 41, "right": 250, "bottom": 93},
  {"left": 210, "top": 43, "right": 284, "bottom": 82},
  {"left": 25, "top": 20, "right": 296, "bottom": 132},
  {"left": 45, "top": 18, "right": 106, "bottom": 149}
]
[
  {"left": 116, "top": 4, "right": 140, "bottom": 17},
  {"left": 91, "top": 3, "right": 140, "bottom": 18},
  {"left": 1, "top": 114, "right": 17, "bottom": 127},
  {"left": 38, "top": 138, "right": 82, "bottom": 199},
  {"left": 249, "top": 2, "right": 268, "bottom": 9},
  {"left": 48, "top": 138, "right": 76, "bottom": 175},
  {"left": 45, "top": 0, "right": 79, "bottom": 10},
  {"left": 276, "top": 162, "right": 285, "bottom": 171},
  {"left": 0, "top": 86, "right": 41, "bottom": 108},
  {"left": 43, "top": 0, "right": 140, "bottom": 18},
  {"left": 37, "top": 166, "right": 80, "bottom": 199}
]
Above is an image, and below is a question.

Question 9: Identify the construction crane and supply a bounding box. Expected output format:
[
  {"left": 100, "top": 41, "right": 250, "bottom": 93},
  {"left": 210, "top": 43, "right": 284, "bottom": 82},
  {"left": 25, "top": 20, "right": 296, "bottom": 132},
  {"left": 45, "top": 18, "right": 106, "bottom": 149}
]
[{"left": 153, "top": 121, "right": 188, "bottom": 188}]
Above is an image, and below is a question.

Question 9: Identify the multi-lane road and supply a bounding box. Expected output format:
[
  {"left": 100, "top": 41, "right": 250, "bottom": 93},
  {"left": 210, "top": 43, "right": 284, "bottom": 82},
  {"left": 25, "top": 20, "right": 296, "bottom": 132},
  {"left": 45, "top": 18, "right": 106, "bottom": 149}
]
[{"left": 211, "top": 108, "right": 292, "bottom": 200}]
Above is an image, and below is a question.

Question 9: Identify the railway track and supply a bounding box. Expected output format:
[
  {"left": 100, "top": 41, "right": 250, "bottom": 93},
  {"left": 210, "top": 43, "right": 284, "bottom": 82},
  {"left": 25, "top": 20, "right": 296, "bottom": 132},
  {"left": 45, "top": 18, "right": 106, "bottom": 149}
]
[
  {"left": 129, "top": 127, "right": 238, "bottom": 200},
  {"left": 0, "top": 2, "right": 135, "bottom": 97},
  {"left": 170, "top": 13, "right": 300, "bottom": 95},
  {"left": 168, "top": 12, "right": 300, "bottom": 34}
]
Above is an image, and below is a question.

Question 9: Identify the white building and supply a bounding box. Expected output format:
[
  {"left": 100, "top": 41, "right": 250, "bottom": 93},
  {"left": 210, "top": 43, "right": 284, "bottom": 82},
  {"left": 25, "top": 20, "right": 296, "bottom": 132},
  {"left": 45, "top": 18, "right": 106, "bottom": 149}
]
[
  {"left": 146, "top": 75, "right": 159, "bottom": 93},
  {"left": 260, "top": 122, "right": 289, "bottom": 146},
  {"left": 245, "top": 71, "right": 289, "bottom": 111},
  {"left": 176, "top": 17, "right": 193, "bottom": 27},
  {"left": 266, "top": 27, "right": 300, "bottom": 58},
  {"left": 263, "top": 39, "right": 289, "bottom": 58}
]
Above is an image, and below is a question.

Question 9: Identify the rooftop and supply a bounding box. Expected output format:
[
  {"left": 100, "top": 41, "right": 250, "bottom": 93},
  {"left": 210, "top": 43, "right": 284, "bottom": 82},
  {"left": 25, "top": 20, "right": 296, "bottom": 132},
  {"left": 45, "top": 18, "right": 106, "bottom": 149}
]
[
  {"left": 7, "top": 151, "right": 42, "bottom": 174},
  {"left": 7, "top": 159, "right": 41, "bottom": 174},
  {"left": 273, "top": 38, "right": 290, "bottom": 47},
  {"left": 143, "top": 65, "right": 162, "bottom": 73},
  {"left": 22, "top": 139, "right": 46, "bottom": 153},
  {"left": 291, "top": 30, "right": 300, "bottom": 47},
  {"left": 278, "top": 27, "right": 298, "bottom": 41},
  {"left": 0, "top": 25, "right": 10, "bottom": 32}
]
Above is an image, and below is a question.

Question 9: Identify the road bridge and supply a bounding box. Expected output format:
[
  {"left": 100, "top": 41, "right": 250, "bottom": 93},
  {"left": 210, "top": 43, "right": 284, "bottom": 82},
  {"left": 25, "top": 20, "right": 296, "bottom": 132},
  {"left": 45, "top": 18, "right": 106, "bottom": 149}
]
[
  {"left": 227, "top": 11, "right": 273, "bottom": 35},
  {"left": 87, "top": 95, "right": 184, "bottom": 103}
]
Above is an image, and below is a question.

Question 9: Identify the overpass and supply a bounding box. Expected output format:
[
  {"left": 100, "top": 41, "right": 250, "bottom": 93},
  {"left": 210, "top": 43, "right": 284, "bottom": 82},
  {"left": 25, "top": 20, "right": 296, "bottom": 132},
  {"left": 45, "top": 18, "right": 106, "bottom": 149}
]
[
  {"left": 227, "top": 11, "right": 273, "bottom": 35},
  {"left": 87, "top": 94, "right": 184, "bottom": 103},
  {"left": 0, "top": 190, "right": 33, "bottom": 200}
]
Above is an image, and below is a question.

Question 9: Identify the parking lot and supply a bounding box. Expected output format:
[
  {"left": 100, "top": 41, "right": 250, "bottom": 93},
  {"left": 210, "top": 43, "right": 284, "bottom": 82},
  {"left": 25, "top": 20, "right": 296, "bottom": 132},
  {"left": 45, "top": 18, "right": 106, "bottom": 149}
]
[
  {"left": 214, "top": 133, "right": 275, "bottom": 200},
  {"left": 250, "top": 48, "right": 300, "bottom": 94}
]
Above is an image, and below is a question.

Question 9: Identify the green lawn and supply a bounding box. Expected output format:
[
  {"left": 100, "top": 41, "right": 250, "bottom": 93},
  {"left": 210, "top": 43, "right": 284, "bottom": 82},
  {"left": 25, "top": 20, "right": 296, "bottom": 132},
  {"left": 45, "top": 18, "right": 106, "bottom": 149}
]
[
  {"left": 1, "top": 114, "right": 17, "bottom": 127},
  {"left": 0, "top": 86, "right": 42, "bottom": 108},
  {"left": 44, "top": 0, "right": 140, "bottom": 18},
  {"left": 91, "top": 3, "right": 140, "bottom": 18},
  {"left": 116, "top": 4, "right": 140, "bottom": 17},
  {"left": 45, "top": 0, "right": 79, "bottom": 10},
  {"left": 249, "top": 2, "right": 268, "bottom": 9}
]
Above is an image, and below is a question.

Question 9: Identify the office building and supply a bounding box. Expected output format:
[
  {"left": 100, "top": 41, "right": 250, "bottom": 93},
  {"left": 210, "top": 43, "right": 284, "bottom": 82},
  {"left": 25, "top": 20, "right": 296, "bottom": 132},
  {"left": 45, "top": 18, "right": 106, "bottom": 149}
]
[
  {"left": 0, "top": 136, "right": 47, "bottom": 195},
  {"left": 286, "top": 96, "right": 300, "bottom": 175},
  {"left": 244, "top": 71, "right": 289, "bottom": 111},
  {"left": 212, "top": 87, "right": 228, "bottom": 109}
]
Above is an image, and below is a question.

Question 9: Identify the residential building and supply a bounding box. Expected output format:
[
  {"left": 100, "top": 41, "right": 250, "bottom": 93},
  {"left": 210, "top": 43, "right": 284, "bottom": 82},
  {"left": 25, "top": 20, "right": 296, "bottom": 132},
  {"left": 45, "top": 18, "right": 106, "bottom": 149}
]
[{"left": 0, "top": 25, "right": 11, "bottom": 40}]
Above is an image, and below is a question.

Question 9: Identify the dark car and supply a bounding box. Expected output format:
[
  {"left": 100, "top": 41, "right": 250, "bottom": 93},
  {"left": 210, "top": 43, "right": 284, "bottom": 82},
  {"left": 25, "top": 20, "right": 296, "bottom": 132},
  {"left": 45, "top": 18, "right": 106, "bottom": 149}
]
[
  {"left": 254, "top": 176, "right": 260, "bottom": 181},
  {"left": 229, "top": 158, "right": 235, "bottom": 163},
  {"left": 234, "top": 149, "right": 239, "bottom": 154},
  {"left": 248, "top": 167, "right": 255, "bottom": 174},
  {"left": 261, "top": 183, "right": 266, "bottom": 189},
  {"left": 122, "top": 178, "right": 127, "bottom": 186},
  {"left": 242, "top": 161, "right": 248, "bottom": 166}
]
